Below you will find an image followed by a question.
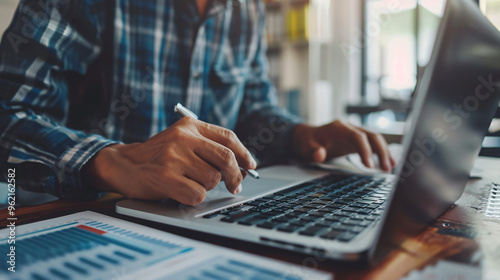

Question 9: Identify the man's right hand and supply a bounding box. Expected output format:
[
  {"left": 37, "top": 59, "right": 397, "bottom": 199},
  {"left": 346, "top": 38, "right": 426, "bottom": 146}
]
[{"left": 83, "top": 117, "right": 257, "bottom": 206}]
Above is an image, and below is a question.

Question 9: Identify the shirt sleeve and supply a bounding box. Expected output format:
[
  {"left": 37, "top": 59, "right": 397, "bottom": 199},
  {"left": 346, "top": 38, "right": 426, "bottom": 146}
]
[
  {"left": 235, "top": 0, "right": 303, "bottom": 166},
  {"left": 0, "top": 0, "right": 119, "bottom": 200}
]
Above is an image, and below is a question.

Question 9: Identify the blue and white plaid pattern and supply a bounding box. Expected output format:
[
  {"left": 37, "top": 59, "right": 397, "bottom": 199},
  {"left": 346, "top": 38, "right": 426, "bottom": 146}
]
[{"left": 0, "top": 0, "right": 301, "bottom": 199}]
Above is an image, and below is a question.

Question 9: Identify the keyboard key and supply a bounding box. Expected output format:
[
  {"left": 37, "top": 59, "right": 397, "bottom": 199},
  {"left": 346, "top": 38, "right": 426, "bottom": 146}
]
[
  {"left": 257, "top": 221, "right": 280, "bottom": 229},
  {"left": 252, "top": 214, "right": 273, "bottom": 220},
  {"left": 300, "top": 216, "right": 318, "bottom": 222},
  {"left": 272, "top": 216, "right": 290, "bottom": 223},
  {"left": 320, "top": 230, "right": 344, "bottom": 240},
  {"left": 325, "top": 203, "right": 344, "bottom": 209},
  {"left": 334, "top": 200, "right": 350, "bottom": 205},
  {"left": 359, "top": 220, "right": 373, "bottom": 227},
  {"left": 289, "top": 220, "right": 305, "bottom": 227},
  {"left": 248, "top": 206, "right": 265, "bottom": 213},
  {"left": 357, "top": 208, "right": 373, "bottom": 214},
  {"left": 277, "top": 225, "right": 301, "bottom": 233},
  {"left": 350, "top": 203, "right": 369, "bottom": 208},
  {"left": 331, "top": 224, "right": 354, "bottom": 231},
  {"left": 308, "top": 211, "right": 326, "bottom": 217},
  {"left": 263, "top": 210, "right": 282, "bottom": 216},
  {"left": 299, "top": 225, "right": 327, "bottom": 236},
  {"left": 294, "top": 207, "right": 312, "bottom": 213},
  {"left": 350, "top": 226, "right": 365, "bottom": 233},
  {"left": 284, "top": 213, "right": 303, "bottom": 219},
  {"left": 335, "top": 211, "right": 355, "bottom": 217},
  {"left": 337, "top": 232, "right": 357, "bottom": 242},
  {"left": 220, "top": 211, "right": 257, "bottom": 223},
  {"left": 342, "top": 219, "right": 360, "bottom": 226},
  {"left": 314, "top": 220, "right": 333, "bottom": 227},
  {"left": 341, "top": 207, "right": 358, "bottom": 213},
  {"left": 237, "top": 218, "right": 262, "bottom": 226},
  {"left": 202, "top": 213, "right": 219, "bottom": 219},
  {"left": 324, "top": 216, "right": 346, "bottom": 223},
  {"left": 220, "top": 218, "right": 235, "bottom": 223},
  {"left": 309, "top": 200, "right": 330, "bottom": 205}
]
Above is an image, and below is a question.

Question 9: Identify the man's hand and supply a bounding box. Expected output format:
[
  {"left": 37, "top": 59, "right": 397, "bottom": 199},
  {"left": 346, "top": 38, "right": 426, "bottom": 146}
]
[
  {"left": 84, "top": 117, "right": 257, "bottom": 205},
  {"left": 292, "top": 121, "right": 397, "bottom": 172}
]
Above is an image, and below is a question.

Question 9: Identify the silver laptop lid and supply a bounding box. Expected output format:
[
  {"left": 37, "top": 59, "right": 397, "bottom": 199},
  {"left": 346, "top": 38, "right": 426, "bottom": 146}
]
[{"left": 369, "top": 0, "right": 500, "bottom": 264}]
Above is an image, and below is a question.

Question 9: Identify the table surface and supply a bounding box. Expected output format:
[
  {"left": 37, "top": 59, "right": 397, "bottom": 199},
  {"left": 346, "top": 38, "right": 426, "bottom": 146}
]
[{"left": 2, "top": 157, "right": 499, "bottom": 280}]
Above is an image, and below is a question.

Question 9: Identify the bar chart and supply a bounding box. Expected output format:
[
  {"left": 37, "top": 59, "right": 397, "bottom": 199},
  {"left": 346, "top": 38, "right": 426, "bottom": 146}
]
[{"left": 0, "top": 212, "right": 330, "bottom": 280}]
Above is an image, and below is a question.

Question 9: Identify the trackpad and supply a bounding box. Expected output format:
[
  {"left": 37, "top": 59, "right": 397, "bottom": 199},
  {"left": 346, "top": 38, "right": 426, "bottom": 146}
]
[{"left": 186, "top": 176, "right": 297, "bottom": 215}]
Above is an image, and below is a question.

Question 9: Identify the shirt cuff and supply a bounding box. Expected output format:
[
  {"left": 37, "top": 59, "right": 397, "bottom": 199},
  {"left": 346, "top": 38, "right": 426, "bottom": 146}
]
[{"left": 53, "top": 135, "right": 120, "bottom": 199}]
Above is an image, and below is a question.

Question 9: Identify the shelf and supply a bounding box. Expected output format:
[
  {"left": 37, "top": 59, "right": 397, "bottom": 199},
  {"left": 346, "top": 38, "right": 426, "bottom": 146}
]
[
  {"left": 264, "top": 1, "right": 282, "bottom": 10},
  {"left": 289, "top": 39, "right": 309, "bottom": 49},
  {"left": 346, "top": 100, "right": 411, "bottom": 115},
  {"left": 290, "top": 0, "right": 310, "bottom": 7},
  {"left": 266, "top": 43, "right": 283, "bottom": 53}
]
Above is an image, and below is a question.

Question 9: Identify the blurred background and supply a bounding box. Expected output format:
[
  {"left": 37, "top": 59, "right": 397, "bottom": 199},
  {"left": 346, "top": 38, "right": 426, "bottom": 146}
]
[{"left": 1, "top": 0, "right": 499, "bottom": 156}]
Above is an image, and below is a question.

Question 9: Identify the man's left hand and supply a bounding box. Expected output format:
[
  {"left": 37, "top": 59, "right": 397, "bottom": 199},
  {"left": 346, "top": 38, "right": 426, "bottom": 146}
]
[{"left": 292, "top": 120, "right": 397, "bottom": 172}]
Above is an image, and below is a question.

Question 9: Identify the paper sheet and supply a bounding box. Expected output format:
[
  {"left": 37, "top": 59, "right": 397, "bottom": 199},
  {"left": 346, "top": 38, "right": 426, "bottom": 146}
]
[{"left": 0, "top": 211, "right": 331, "bottom": 280}]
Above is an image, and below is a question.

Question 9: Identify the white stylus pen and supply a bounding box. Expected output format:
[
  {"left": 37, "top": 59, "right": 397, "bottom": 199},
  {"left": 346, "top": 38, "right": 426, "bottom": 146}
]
[{"left": 174, "top": 103, "right": 260, "bottom": 179}]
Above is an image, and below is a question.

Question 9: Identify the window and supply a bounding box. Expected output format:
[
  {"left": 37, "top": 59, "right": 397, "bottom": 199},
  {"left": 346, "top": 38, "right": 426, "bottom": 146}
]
[
  {"left": 352, "top": 0, "right": 445, "bottom": 131},
  {"left": 363, "top": 0, "right": 445, "bottom": 104},
  {"left": 481, "top": 0, "right": 500, "bottom": 30}
]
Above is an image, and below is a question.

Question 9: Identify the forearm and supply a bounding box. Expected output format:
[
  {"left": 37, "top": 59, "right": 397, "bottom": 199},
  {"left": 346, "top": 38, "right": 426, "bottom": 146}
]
[
  {"left": 0, "top": 112, "right": 119, "bottom": 199},
  {"left": 0, "top": 0, "right": 114, "bottom": 199}
]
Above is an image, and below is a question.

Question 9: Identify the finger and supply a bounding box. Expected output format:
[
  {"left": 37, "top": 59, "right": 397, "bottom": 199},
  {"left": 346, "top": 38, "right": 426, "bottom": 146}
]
[
  {"left": 313, "top": 147, "right": 327, "bottom": 163},
  {"left": 362, "top": 129, "right": 392, "bottom": 171},
  {"left": 390, "top": 156, "right": 397, "bottom": 167},
  {"left": 345, "top": 126, "right": 374, "bottom": 168},
  {"left": 240, "top": 169, "right": 248, "bottom": 180},
  {"left": 193, "top": 137, "right": 243, "bottom": 194},
  {"left": 195, "top": 121, "right": 257, "bottom": 169},
  {"left": 299, "top": 128, "right": 327, "bottom": 163},
  {"left": 184, "top": 153, "right": 222, "bottom": 191},
  {"left": 162, "top": 174, "right": 207, "bottom": 206}
]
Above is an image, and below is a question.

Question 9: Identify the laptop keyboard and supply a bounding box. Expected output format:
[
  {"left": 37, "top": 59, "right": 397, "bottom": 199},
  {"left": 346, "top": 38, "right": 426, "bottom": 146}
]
[{"left": 202, "top": 174, "right": 393, "bottom": 243}]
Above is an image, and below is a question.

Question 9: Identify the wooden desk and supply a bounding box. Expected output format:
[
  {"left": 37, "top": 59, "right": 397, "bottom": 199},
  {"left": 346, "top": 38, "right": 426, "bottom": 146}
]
[{"left": 2, "top": 157, "right": 499, "bottom": 280}]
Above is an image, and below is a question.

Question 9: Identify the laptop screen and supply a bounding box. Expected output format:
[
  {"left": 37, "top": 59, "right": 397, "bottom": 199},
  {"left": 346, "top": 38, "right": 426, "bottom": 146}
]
[{"left": 370, "top": 0, "right": 500, "bottom": 264}]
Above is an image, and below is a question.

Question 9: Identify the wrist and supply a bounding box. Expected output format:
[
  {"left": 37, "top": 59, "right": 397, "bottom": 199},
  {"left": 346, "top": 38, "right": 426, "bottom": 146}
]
[
  {"left": 82, "top": 144, "right": 122, "bottom": 193},
  {"left": 291, "top": 123, "right": 312, "bottom": 159}
]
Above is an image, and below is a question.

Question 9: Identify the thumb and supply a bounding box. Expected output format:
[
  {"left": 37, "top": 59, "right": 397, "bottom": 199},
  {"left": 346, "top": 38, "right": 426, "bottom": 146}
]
[
  {"left": 305, "top": 134, "right": 327, "bottom": 163},
  {"left": 312, "top": 146, "right": 327, "bottom": 163}
]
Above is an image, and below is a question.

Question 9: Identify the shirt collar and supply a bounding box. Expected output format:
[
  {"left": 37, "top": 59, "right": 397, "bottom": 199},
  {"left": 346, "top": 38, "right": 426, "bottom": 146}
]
[{"left": 175, "top": 0, "right": 229, "bottom": 25}]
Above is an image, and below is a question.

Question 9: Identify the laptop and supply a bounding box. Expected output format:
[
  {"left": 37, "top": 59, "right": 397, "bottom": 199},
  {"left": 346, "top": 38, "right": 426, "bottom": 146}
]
[{"left": 116, "top": 0, "right": 500, "bottom": 264}]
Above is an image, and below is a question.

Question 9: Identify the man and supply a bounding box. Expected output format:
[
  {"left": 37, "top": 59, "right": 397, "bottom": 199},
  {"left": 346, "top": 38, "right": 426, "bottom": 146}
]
[{"left": 0, "top": 0, "right": 395, "bottom": 206}]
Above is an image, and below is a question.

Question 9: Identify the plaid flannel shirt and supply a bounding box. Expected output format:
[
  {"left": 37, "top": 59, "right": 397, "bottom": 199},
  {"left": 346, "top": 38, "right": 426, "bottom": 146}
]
[{"left": 0, "top": 0, "right": 301, "bottom": 200}]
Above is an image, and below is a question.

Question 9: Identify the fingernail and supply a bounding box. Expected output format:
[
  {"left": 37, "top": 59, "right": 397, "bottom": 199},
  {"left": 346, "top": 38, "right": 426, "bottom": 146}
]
[{"left": 235, "top": 184, "right": 243, "bottom": 194}]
